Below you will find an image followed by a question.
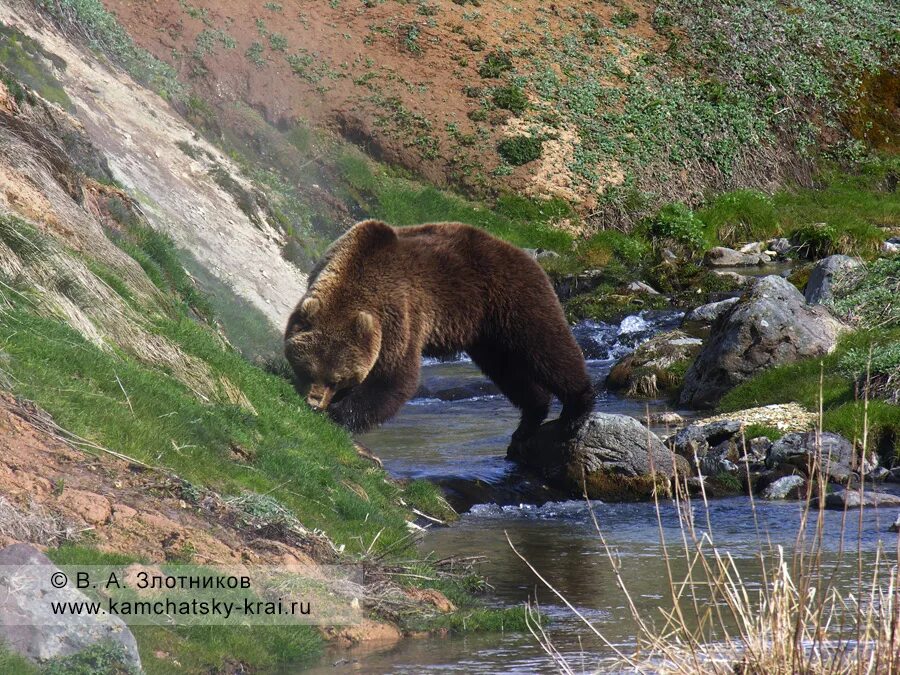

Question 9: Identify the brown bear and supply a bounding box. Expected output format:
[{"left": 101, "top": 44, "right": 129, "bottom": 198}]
[{"left": 284, "top": 220, "right": 595, "bottom": 441}]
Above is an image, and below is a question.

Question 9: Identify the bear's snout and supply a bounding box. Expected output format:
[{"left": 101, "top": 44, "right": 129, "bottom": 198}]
[{"left": 307, "top": 384, "right": 335, "bottom": 411}]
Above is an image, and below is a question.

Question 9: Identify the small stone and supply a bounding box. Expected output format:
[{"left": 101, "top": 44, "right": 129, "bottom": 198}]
[
  {"left": 821, "top": 490, "right": 900, "bottom": 510},
  {"left": 768, "top": 238, "right": 792, "bottom": 255},
  {"left": 648, "top": 411, "right": 684, "bottom": 427},
  {"left": 761, "top": 475, "right": 805, "bottom": 500},
  {"left": 522, "top": 247, "right": 560, "bottom": 262},
  {"left": 705, "top": 246, "right": 767, "bottom": 267},
  {"left": 712, "top": 270, "right": 754, "bottom": 286},
  {"left": 626, "top": 280, "right": 661, "bottom": 295},
  {"left": 739, "top": 241, "right": 764, "bottom": 254}
]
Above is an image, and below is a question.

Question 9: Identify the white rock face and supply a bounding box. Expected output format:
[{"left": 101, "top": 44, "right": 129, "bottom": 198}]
[
  {"left": 0, "top": 544, "right": 141, "bottom": 669},
  {"left": 0, "top": 5, "right": 307, "bottom": 332}
]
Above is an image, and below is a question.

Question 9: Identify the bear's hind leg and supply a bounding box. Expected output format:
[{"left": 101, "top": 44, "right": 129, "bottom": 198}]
[
  {"left": 558, "top": 382, "right": 596, "bottom": 435},
  {"left": 510, "top": 382, "right": 552, "bottom": 444},
  {"left": 468, "top": 344, "right": 550, "bottom": 443}
]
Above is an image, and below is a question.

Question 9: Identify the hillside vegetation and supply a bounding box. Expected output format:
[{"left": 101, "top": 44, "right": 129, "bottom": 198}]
[{"left": 88, "top": 0, "right": 900, "bottom": 224}]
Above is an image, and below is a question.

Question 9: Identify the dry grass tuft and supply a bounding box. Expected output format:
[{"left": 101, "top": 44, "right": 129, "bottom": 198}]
[{"left": 0, "top": 495, "right": 77, "bottom": 546}]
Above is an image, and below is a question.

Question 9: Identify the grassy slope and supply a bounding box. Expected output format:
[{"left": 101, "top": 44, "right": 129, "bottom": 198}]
[{"left": 1, "top": 209, "right": 527, "bottom": 673}]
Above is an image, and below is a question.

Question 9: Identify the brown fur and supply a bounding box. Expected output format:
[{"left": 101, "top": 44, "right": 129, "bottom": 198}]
[{"left": 284, "top": 220, "right": 595, "bottom": 438}]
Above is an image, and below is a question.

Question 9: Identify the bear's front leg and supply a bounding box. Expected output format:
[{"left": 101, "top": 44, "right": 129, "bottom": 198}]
[{"left": 327, "top": 357, "right": 421, "bottom": 433}]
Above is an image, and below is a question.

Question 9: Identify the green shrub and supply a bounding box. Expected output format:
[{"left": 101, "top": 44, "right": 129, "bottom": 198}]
[
  {"left": 492, "top": 84, "right": 528, "bottom": 114},
  {"left": 478, "top": 50, "right": 512, "bottom": 78},
  {"left": 647, "top": 203, "right": 707, "bottom": 251},
  {"left": 497, "top": 136, "right": 542, "bottom": 165},
  {"left": 697, "top": 189, "right": 779, "bottom": 245},
  {"left": 612, "top": 8, "right": 639, "bottom": 28},
  {"left": 42, "top": 641, "right": 137, "bottom": 675},
  {"left": 830, "top": 257, "right": 900, "bottom": 328},
  {"left": 578, "top": 230, "right": 650, "bottom": 267}
]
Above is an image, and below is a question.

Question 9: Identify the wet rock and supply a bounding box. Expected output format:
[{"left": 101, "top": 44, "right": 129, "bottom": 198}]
[
  {"left": 625, "top": 280, "right": 661, "bottom": 295},
  {"left": 679, "top": 276, "right": 846, "bottom": 408},
  {"left": 670, "top": 420, "right": 742, "bottom": 463},
  {"left": 0, "top": 544, "right": 141, "bottom": 668},
  {"left": 553, "top": 269, "right": 605, "bottom": 301},
  {"left": 508, "top": 413, "right": 690, "bottom": 501},
  {"left": 747, "top": 436, "right": 773, "bottom": 462},
  {"left": 699, "top": 438, "right": 740, "bottom": 476},
  {"left": 883, "top": 238, "right": 900, "bottom": 255},
  {"left": 768, "top": 238, "right": 792, "bottom": 256},
  {"left": 705, "top": 246, "right": 770, "bottom": 267},
  {"left": 683, "top": 297, "right": 739, "bottom": 324},
  {"left": 607, "top": 330, "right": 702, "bottom": 398},
  {"left": 712, "top": 270, "right": 755, "bottom": 287},
  {"left": 804, "top": 255, "right": 863, "bottom": 305},
  {"left": 820, "top": 489, "right": 900, "bottom": 510},
  {"left": 766, "top": 431, "right": 878, "bottom": 483},
  {"left": 761, "top": 475, "right": 806, "bottom": 500},
  {"left": 523, "top": 247, "right": 560, "bottom": 262}
]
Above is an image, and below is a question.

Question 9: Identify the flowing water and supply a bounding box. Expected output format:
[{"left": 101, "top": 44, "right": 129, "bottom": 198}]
[{"left": 308, "top": 311, "right": 897, "bottom": 674}]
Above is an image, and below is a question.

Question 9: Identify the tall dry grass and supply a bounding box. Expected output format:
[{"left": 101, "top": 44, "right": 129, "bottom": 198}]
[{"left": 512, "top": 368, "right": 900, "bottom": 674}]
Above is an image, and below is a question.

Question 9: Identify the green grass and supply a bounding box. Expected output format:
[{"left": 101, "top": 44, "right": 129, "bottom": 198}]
[
  {"left": 0, "top": 306, "right": 449, "bottom": 551},
  {"left": 0, "top": 644, "right": 39, "bottom": 675},
  {"left": 0, "top": 24, "right": 73, "bottom": 111},
  {"left": 696, "top": 160, "right": 899, "bottom": 256},
  {"left": 719, "top": 329, "right": 900, "bottom": 462},
  {"left": 46, "top": 547, "right": 321, "bottom": 673},
  {"left": 337, "top": 151, "right": 572, "bottom": 251},
  {"left": 35, "top": 0, "right": 183, "bottom": 101}
]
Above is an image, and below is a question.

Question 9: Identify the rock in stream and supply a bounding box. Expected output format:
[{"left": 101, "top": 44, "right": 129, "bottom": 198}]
[{"left": 508, "top": 413, "right": 689, "bottom": 501}]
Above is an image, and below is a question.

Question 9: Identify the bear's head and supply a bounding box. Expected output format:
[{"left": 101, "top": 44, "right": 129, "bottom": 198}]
[{"left": 284, "top": 295, "right": 382, "bottom": 410}]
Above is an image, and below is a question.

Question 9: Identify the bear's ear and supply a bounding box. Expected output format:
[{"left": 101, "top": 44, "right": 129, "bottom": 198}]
[
  {"left": 300, "top": 296, "right": 321, "bottom": 318},
  {"left": 355, "top": 311, "right": 378, "bottom": 335},
  {"left": 352, "top": 220, "right": 396, "bottom": 249}
]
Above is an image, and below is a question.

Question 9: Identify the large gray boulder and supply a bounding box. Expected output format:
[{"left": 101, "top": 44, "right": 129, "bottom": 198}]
[
  {"left": 820, "top": 489, "right": 900, "bottom": 510},
  {"left": 607, "top": 330, "right": 702, "bottom": 398},
  {"left": 0, "top": 544, "right": 141, "bottom": 669},
  {"left": 766, "top": 431, "right": 877, "bottom": 483},
  {"left": 509, "top": 413, "right": 689, "bottom": 501},
  {"left": 804, "top": 255, "right": 862, "bottom": 305},
  {"left": 684, "top": 297, "right": 739, "bottom": 324},
  {"left": 680, "top": 276, "right": 845, "bottom": 408}
]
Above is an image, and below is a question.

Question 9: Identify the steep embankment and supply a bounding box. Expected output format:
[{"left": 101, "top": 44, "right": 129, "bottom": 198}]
[
  {"left": 101, "top": 0, "right": 897, "bottom": 221},
  {"left": 1, "top": 1, "right": 306, "bottom": 351},
  {"left": 0, "top": 8, "right": 524, "bottom": 672}
]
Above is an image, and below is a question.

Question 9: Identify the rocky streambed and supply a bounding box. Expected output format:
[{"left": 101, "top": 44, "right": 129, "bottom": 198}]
[{"left": 312, "top": 250, "right": 898, "bottom": 672}]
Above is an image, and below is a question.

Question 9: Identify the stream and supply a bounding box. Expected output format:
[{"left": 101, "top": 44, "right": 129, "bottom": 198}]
[{"left": 308, "top": 310, "right": 894, "bottom": 674}]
